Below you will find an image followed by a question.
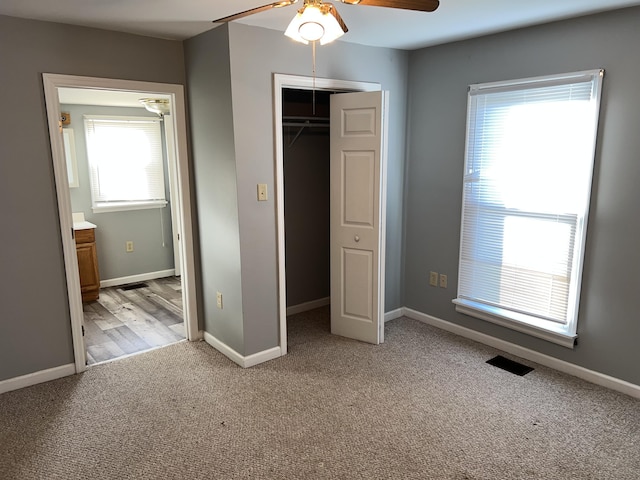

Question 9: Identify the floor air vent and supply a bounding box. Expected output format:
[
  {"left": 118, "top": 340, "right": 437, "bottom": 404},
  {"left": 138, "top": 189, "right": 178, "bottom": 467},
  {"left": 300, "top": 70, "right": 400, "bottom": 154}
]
[
  {"left": 120, "top": 282, "right": 149, "bottom": 291},
  {"left": 486, "top": 355, "right": 534, "bottom": 376}
]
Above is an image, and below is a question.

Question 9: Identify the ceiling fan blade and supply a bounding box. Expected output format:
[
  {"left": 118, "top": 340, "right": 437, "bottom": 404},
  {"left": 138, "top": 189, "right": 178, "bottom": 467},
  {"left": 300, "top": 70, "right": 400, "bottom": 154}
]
[
  {"left": 325, "top": 3, "right": 349, "bottom": 34},
  {"left": 338, "top": 0, "right": 439, "bottom": 13},
  {"left": 213, "top": 0, "right": 299, "bottom": 23}
]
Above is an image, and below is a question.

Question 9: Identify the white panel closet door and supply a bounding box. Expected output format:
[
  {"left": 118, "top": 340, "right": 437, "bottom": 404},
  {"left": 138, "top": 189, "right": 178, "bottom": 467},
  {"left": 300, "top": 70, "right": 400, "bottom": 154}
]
[{"left": 330, "top": 90, "right": 388, "bottom": 344}]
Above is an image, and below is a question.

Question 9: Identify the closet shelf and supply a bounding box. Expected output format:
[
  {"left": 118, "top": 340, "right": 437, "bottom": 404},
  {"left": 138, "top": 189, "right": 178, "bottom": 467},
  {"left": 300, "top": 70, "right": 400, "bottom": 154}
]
[{"left": 283, "top": 116, "right": 330, "bottom": 128}]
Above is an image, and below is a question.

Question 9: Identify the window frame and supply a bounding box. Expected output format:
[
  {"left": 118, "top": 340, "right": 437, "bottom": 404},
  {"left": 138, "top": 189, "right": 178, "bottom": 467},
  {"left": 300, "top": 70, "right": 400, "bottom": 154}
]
[
  {"left": 83, "top": 114, "right": 168, "bottom": 213},
  {"left": 453, "top": 69, "right": 604, "bottom": 348}
]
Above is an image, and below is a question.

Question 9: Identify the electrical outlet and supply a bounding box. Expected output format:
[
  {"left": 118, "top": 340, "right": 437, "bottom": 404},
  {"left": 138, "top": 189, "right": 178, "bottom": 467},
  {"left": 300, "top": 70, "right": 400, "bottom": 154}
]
[
  {"left": 439, "top": 274, "right": 448, "bottom": 288},
  {"left": 429, "top": 271, "right": 438, "bottom": 287},
  {"left": 257, "top": 183, "right": 268, "bottom": 201},
  {"left": 126, "top": 241, "right": 134, "bottom": 253},
  {"left": 216, "top": 291, "right": 223, "bottom": 309}
]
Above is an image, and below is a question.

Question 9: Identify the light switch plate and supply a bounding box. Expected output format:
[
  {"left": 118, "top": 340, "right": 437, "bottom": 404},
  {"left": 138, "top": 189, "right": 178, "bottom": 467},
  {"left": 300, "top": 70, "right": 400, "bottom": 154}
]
[
  {"left": 216, "top": 291, "right": 223, "bottom": 309},
  {"left": 257, "top": 183, "right": 268, "bottom": 201}
]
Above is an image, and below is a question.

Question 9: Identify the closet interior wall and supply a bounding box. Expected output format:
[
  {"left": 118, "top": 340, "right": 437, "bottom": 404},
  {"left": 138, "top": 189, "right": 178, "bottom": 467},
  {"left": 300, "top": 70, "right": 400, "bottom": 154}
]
[{"left": 282, "top": 88, "right": 331, "bottom": 309}]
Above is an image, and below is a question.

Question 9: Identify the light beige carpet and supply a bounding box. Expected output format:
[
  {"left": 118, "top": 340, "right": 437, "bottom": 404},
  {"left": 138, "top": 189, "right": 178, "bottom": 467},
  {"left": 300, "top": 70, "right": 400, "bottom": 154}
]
[{"left": 1, "top": 307, "right": 639, "bottom": 479}]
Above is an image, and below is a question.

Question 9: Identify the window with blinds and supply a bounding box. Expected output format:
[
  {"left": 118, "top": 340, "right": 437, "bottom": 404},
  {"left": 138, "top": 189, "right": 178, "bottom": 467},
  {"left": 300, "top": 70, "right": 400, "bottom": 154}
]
[
  {"left": 453, "top": 70, "right": 604, "bottom": 348},
  {"left": 84, "top": 115, "right": 167, "bottom": 213}
]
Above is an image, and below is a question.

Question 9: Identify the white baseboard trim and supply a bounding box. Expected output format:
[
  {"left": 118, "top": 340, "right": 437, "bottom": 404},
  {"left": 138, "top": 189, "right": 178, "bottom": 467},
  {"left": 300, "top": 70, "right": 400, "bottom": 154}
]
[
  {"left": 403, "top": 307, "right": 640, "bottom": 400},
  {"left": 100, "top": 269, "right": 176, "bottom": 289},
  {"left": 286, "top": 297, "right": 330, "bottom": 316},
  {"left": 203, "top": 332, "right": 282, "bottom": 368},
  {"left": 244, "top": 346, "right": 282, "bottom": 368},
  {"left": 384, "top": 308, "right": 404, "bottom": 323},
  {"left": 0, "top": 363, "right": 76, "bottom": 395}
]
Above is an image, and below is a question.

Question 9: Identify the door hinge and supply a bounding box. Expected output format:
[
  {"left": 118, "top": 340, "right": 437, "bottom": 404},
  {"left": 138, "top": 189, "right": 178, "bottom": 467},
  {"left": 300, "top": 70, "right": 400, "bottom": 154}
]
[
  {"left": 71, "top": 228, "right": 75, "bottom": 240},
  {"left": 82, "top": 325, "right": 85, "bottom": 336}
]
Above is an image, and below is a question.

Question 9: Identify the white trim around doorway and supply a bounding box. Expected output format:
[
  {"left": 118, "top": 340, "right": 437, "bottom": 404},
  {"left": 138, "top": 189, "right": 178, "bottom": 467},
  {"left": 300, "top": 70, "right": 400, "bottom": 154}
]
[
  {"left": 272, "top": 74, "right": 381, "bottom": 357},
  {"left": 43, "top": 73, "right": 200, "bottom": 375}
]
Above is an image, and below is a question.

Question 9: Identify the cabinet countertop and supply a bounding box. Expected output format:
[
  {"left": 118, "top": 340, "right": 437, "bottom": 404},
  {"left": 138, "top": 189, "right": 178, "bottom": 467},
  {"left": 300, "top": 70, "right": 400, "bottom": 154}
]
[{"left": 73, "top": 221, "right": 97, "bottom": 231}]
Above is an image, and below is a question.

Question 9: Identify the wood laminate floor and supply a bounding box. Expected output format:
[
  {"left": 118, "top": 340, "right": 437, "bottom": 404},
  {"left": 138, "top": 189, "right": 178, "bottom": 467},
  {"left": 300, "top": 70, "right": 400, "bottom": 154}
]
[{"left": 83, "top": 277, "right": 185, "bottom": 365}]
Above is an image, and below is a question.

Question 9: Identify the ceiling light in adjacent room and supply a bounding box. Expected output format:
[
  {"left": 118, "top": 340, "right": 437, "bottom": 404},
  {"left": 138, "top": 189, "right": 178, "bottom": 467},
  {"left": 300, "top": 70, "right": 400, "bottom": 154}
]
[{"left": 139, "top": 98, "right": 170, "bottom": 117}]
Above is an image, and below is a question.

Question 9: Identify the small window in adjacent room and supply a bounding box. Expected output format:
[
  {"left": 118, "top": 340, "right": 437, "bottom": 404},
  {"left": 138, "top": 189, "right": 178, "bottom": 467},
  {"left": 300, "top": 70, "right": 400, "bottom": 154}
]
[
  {"left": 453, "top": 70, "right": 604, "bottom": 348},
  {"left": 84, "top": 115, "right": 167, "bottom": 213}
]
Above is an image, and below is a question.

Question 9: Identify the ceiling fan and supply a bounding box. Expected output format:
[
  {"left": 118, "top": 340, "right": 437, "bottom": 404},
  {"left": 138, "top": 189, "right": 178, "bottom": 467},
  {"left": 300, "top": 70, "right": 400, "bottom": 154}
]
[{"left": 213, "top": 0, "right": 440, "bottom": 45}]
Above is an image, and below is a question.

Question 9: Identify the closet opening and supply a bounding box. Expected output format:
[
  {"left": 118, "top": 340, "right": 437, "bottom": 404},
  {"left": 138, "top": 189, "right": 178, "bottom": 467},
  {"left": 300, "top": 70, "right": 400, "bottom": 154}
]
[
  {"left": 274, "top": 74, "right": 383, "bottom": 354},
  {"left": 282, "top": 88, "right": 334, "bottom": 344}
]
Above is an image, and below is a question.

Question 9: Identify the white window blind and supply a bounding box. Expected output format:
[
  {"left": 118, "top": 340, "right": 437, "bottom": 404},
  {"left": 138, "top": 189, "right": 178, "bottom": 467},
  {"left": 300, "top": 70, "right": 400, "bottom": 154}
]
[
  {"left": 84, "top": 115, "right": 167, "bottom": 212},
  {"left": 453, "top": 70, "right": 604, "bottom": 347}
]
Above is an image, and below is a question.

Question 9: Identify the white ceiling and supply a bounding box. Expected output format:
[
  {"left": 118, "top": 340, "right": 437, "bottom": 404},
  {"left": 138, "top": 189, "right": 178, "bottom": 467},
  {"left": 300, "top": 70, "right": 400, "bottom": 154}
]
[{"left": 2, "top": 0, "right": 640, "bottom": 50}]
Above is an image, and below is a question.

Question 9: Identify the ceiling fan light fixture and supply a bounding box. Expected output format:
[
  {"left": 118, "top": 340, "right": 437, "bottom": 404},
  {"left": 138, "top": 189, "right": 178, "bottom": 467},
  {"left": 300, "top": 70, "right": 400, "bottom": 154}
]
[
  {"left": 285, "top": 6, "right": 321, "bottom": 44},
  {"left": 318, "top": 5, "right": 347, "bottom": 45},
  {"left": 298, "top": 5, "right": 325, "bottom": 41},
  {"left": 300, "top": 21, "right": 325, "bottom": 42},
  {"left": 284, "top": 3, "right": 346, "bottom": 45}
]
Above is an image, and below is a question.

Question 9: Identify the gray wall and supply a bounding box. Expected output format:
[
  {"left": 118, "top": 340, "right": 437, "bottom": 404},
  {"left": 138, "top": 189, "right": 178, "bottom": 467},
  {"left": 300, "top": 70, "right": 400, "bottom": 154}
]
[
  {"left": 227, "top": 23, "right": 410, "bottom": 355},
  {"left": 63, "top": 104, "right": 174, "bottom": 281},
  {"left": 0, "top": 14, "right": 186, "bottom": 381},
  {"left": 184, "top": 24, "right": 408, "bottom": 356},
  {"left": 404, "top": 7, "right": 640, "bottom": 385},
  {"left": 184, "top": 24, "right": 245, "bottom": 354}
]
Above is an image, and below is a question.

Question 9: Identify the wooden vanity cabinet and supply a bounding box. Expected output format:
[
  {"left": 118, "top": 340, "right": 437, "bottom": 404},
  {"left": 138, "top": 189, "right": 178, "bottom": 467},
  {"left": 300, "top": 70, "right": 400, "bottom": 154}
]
[{"left": 75, "top": 228, "right": 100, "bottom": 302}]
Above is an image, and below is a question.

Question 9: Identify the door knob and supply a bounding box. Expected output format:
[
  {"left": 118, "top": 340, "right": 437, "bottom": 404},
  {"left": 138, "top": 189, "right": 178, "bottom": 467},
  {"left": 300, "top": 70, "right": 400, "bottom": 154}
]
[{"left": 354, "top": 235, "right": 360, "bottom": 242}]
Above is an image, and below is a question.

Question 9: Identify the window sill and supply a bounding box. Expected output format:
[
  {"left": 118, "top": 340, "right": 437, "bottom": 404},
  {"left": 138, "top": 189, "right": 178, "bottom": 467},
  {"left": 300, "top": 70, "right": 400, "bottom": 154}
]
[
  {"left": 92, "top": 200, "right": 167, "bottom": 214},
  {"left": 452, "top": 298, "right": 577, "bottom": 349}
]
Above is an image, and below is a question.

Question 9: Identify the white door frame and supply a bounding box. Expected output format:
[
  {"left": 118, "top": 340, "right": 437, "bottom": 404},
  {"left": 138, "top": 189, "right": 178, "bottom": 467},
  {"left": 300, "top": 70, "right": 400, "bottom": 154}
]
[
  {"left": 273, "top": 74, "right": 381, "bottom": 356},
  {"left": 163, "top": 115, "right": 182, "bottom": 277},
  {"left": 43, "top": 73, "right": 200, "bottom": 374}
]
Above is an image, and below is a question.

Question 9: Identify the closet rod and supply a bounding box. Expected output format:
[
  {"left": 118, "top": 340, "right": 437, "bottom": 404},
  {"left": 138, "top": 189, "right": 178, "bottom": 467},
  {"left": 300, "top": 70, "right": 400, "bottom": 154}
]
[{"left": 286, "top": 121, "right": 329, "bottom": 147}]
